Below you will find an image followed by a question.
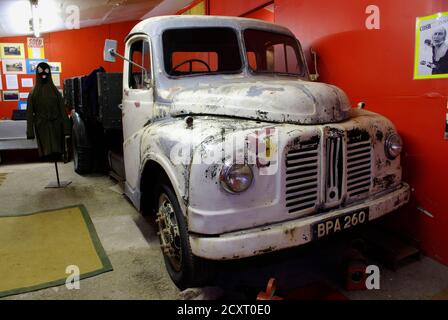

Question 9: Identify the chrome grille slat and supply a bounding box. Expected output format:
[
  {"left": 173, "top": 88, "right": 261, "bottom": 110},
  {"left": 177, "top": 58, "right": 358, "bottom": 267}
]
[
  {"left": 347, "top": 180, "right": 371, "bottom": 190},
  {"left": 287, "top": 199, "right": 318, "bottom": 213},
  {"left": 286, "top": 188, "right": 318, "bottom": 200},
  {"left": 285, "top": 139, "right": 319, "bottom": 214},
  {"left": 347, "top": 138, "right": 371, "bottom": 198},
  {"left": 286, "top": 166, "right": 318, "bottom": 175},
  {"left": 347, "top": 158, "right": 370, "bottom": 168},
  {"left": 286, "top": 180, "right": 318, "bottom": 192},
  {"left": 347, "top": 174, "right": 372, "bottom": 186},
  {"left": 347, "top": 147, "right": 371, "bottom": 156},
  {"left": 286, "top": 157, "right": 318, "bottom": 166},
  {"left": 347, "top": 141, "right": 370, "bottom": 149}
]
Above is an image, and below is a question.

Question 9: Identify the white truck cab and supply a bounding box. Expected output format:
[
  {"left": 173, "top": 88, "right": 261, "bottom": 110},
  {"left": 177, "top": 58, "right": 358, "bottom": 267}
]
[{"left": 96, "top": 16, "right": 410, "bottom": 289}]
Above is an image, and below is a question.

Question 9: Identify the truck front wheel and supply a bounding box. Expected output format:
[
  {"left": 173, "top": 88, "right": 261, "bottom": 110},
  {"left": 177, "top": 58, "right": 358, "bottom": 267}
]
[{"left": 156, "top": 183, "right": 213, "bottom": 289}]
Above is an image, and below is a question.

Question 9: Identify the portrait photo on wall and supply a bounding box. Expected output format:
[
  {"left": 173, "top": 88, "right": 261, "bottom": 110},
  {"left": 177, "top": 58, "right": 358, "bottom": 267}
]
[{"left": 415, "top": 12, "right": 448, "bottom": 79}]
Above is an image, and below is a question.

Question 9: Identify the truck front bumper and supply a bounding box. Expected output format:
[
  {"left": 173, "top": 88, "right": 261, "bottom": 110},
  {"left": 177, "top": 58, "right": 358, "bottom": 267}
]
[{"left": 189, "top": 183, "right": 410, "bottom": 260}]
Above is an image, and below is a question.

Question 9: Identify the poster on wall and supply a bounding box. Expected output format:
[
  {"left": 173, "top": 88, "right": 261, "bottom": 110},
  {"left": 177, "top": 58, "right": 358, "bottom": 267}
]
[
  {"left": 27, "top": 37, "right": 45, "bottom": 59},
  {"left": 18, "top": 101, "right": 27, "bottom": 110},
  {"left": 48, "top": 62, "right": 62, "bottom": 73},
  {"left": 2, "top": 59, "right": 26, "bottom": 74},
  {"left": 0, "top": 43, "right": 25, "bottom": 59},
  {"left": 26, "top": 58, "right": 48, "bottom": 74},
  {"left": 2, "top": 90, "right": 19, "bottom": 101},
  {"left": 19, "top": 92, "right": 29, "bottom": 100},
  {"left": 5, "top": 74, "right": 18, "bottom": 90},
  {"left": 21, "top": 78, "right": 34, "bottom": 88},
  {"left": 51, "top": 73, "right": 61, "bottom": 87},
  {"left": 414, "top": 12, "right": 448, "bottom": 79}
]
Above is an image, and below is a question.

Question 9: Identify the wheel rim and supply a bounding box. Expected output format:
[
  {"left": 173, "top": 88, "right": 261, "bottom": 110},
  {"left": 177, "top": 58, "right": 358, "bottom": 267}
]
[{"left": 156, "top": 193, "right": 182, "bottom": 272}]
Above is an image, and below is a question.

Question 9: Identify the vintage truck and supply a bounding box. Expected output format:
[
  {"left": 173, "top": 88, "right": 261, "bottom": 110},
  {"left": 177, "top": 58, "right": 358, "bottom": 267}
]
[{"left": 69, "top": 16, "right": 410, "bottom": 289}]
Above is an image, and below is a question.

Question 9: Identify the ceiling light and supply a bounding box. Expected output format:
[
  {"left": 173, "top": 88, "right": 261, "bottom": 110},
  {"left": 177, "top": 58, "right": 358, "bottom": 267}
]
[{"left": 30, "top": 0, "right": 40, "bottom": 37}]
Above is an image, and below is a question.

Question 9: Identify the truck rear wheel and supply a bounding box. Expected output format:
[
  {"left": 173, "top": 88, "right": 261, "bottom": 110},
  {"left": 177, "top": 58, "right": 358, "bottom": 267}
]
[
  {"left": 156, "top": 183, "right": 214, "bottom": 289},
  {"left": 72, "top": 129, "right": 93, "bottom": 174}
]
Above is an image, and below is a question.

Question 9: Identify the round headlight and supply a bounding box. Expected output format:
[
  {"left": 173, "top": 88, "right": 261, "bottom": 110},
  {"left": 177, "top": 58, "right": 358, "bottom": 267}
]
[
  {"left": 385, "top": 133, "right": 403, "bottom": 159},
  {"left": 220, "top": 163, "right": 253, "bottom": 194}
]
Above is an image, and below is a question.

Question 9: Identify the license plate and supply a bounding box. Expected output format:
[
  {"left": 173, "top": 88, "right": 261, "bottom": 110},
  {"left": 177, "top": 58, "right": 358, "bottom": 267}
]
[{"left": 312, "top": 208, "right": 369, "bottom": 240}]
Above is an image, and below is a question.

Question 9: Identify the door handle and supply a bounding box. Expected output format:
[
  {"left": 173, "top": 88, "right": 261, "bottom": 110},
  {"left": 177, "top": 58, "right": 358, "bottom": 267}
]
[{"left": 118, "top": 104, "right": 123, "bottom": 110}]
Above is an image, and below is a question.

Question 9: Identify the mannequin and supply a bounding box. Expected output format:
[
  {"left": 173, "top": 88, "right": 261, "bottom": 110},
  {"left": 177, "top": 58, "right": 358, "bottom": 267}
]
[{"left": 26, "top": 62, "right": 71, "bottom": 187}]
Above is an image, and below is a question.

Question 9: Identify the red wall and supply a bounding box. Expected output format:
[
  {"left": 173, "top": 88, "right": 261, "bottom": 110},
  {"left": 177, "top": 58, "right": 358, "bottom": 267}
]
[
  {"left": 243, "top": 7, "right": 274, "bottom": 22},
  {"left": 209, "top": 0, "right": 272, "bottom": 16},
  {"left": 0, "top": 20, "right": 138, "bottom": 119}
]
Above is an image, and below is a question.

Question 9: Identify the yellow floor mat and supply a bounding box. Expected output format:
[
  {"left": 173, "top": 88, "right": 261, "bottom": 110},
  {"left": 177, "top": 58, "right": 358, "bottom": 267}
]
[{"left": 0, "top": 205, "right": 112, "bottom": 298}]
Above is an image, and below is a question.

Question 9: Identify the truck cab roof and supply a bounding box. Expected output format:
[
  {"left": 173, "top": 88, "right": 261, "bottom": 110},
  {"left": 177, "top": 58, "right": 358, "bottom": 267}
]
[{"left": 127, "top": 15, "right": 294, "bottom": 40}]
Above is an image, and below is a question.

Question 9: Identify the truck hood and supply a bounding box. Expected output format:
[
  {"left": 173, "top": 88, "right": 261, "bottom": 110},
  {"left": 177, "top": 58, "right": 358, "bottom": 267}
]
[{"left": 170, "top": 80, "right": 351, "bottom": 124}]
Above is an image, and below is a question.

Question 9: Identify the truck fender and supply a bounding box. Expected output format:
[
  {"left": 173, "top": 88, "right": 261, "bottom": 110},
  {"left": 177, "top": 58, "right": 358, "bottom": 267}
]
[{"left": 140, "top": 154, "right": 188, "bottom": 216}]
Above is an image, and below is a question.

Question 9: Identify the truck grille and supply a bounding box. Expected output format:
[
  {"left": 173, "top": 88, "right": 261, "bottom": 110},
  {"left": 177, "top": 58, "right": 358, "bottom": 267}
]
[
  {"left": 285, "top": 140, "right": 319, "bottom": 214},
  {"left": 346, "top": 139, "right": 372, "bottom": 197}
]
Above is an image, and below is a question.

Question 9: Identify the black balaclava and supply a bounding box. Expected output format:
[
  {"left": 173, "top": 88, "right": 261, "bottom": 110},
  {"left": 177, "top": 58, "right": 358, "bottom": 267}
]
[{"left": 36, "top": 62, "right": 53, "bottom": 85}]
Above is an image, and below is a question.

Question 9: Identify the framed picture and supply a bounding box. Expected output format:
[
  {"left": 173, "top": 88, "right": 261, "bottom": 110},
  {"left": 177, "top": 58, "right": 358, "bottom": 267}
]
[
  {"left": 18, "top": 101, "right": 27, "bottom": 110},
  {"left": 3, "top": 90, "right": 19, "bottom": 101},
  {"left": 26, "top": 59, "right": 48, "bottom": 74},
  {"left": 27, "top": 37, "right": 45, "bottom": 59},
  {"left": 48, "top": 62, "right": 62, "bottom": 73},
  {"left": 0, "top": 43, "right": 25, "bottom": 59},
  {"left": 414, "top": 12, "right": 448, "bottom": 79},
  {"left": 2, "top": 59, "right": 26, "bottom": 74}
]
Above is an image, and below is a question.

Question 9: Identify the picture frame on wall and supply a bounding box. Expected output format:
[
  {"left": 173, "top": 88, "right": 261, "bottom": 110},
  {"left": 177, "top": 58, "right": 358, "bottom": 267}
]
[
  {"left": 2, "top": 90, "right": 19, "bottom": 101},
  {"left": 48, "top": 62, "right": 62, "bottom": 73},
  {"left": 414, "top": 12, "right": 448, "bottom": 79},
  {"left": 2, "top": 59, "right": 26, "bottom": 74},
  {"left": 0, "top": 43, "right": 25, "bottom": 59},
  {"left": 26, "top": 58, "right": 48, "bottom": 74},
  {"left": 18, "top": 101, "right": 27, "bottom": 110}
]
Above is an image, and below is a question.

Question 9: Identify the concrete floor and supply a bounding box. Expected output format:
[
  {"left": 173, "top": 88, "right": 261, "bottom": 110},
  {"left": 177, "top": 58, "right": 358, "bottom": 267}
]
[{"left": 0, "top": 159, "right": 447, "bottom": 300}]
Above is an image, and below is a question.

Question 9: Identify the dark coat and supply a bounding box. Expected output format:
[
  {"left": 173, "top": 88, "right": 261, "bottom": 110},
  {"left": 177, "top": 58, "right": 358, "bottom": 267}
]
[{"left": 26, "top": 63, "right": 71, "bottom": 157}]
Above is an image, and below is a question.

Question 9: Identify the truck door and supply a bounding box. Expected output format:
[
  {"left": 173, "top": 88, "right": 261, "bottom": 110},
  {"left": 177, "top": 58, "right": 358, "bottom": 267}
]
[{"left": 122, "top": 35, "right": 154, "bottom": 192}]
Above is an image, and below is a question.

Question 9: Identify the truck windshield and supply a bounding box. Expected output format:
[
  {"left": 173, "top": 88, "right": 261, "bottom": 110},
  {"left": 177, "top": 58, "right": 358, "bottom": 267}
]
[
  {"left": 162, "top": 27, "right": 242, "bottom": 77},
  {"left": 243, "top": 29, "right": 305, "bottom": 77}
]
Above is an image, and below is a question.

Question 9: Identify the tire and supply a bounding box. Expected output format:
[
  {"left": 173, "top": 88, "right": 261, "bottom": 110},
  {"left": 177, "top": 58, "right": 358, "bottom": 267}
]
[
  {"left": 156, "top": 183, "right": 214, "bottom": 289},
  {"left": 72, "top": 129, "right": 93, "bottom": 174}
]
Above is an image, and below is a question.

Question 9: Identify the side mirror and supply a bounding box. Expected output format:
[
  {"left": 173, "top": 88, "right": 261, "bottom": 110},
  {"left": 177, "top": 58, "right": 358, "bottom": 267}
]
[
  {"left": 103, "top": 38, "right": 151, "bottom": 88},
  {"left": 104, "top": 39, "right": 118, "bottom": 62},
  {"left": 309, "top": 47, "right": 320, "bottom": 81}
]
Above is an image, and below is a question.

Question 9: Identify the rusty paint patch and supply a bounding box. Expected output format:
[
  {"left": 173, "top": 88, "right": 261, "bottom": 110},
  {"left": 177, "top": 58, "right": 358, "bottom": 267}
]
[
  {"left": 376, "top": 130, "right": 384, "bottom": 142},
  {"left": 347, "top": 128, "right": 370, "bottom": 143},
  {"left": 284, "top": 227, "right": 297, "bottom": 241},
  {"left": 204, "top": 164, "right": 220, "bottom": 179},
  {"left": 373, "top": 174, "right": 397, "bottom": 189},
  {"left": 256, "top": 110, "right": 269, "bottom": 121}
]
